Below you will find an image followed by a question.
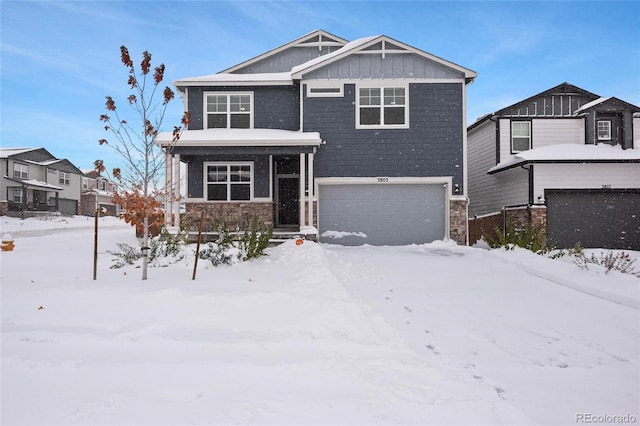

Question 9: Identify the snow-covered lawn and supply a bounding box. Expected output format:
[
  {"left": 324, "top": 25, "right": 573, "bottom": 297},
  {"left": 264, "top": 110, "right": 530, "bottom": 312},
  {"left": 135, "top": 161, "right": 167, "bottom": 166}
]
[{"left": 1, "top": 215, "right": 638, "bottom": 425}]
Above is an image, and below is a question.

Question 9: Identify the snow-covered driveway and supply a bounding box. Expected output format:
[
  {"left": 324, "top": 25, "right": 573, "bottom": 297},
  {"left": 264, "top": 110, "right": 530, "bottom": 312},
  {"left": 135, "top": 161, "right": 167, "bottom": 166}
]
[
  {"left": 326, "top": 243, "right": 639, "bottom": 425},
  {"left": 1, "top": 216, "right": 638, "bottom": 425}
]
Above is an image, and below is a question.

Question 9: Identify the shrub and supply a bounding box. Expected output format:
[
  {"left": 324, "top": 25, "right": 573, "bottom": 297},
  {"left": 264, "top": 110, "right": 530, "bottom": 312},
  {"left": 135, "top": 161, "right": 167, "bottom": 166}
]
[
  {"left": 486, "top": 219, "right": 551, "bottom": 255},
  {"left": 198, "top": 218, "right": 273, "bottom": 266},
  {"left": 567, "top": 243, "right": 640, "bottom": 277},
  {"left": 109, "top": 226, "right": 187, "bottom": 269}
]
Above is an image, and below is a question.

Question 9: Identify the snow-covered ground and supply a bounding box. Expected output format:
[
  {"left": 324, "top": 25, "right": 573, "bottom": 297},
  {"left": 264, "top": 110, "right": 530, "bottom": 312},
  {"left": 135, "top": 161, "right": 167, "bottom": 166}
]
[{"left": 1, "top": 215, "right": 638, "bottom": 425}]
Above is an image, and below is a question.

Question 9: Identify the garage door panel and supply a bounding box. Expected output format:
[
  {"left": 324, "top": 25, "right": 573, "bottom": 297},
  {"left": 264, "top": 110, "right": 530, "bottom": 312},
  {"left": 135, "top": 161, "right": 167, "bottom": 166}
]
[
  {"left": 319, "top": 183, "right": 445, "bottom": 246},
  {"left": 546, "top": 190, "right": 640, "bottom": 250}
]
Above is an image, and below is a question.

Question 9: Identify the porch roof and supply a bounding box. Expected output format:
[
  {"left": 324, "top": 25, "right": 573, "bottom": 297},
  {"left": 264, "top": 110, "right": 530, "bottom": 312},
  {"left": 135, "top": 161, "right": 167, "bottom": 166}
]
[
  {"left": 155, "top": 128, "right": 322, "bottom": 148},
  {"left": 3, "top": 176, "right": 63, "bottom": 191},
  {"left": 488, "top": 144, "right": 640, "bottom": 174}
]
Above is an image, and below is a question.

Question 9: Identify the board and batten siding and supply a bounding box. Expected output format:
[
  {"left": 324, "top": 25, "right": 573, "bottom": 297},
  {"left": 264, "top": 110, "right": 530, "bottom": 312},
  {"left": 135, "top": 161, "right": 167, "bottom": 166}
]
[
  {"left": 186, "top": 86, "right": 300, "bottom": 131},
  {"left": 531, "top": 119, "right": 584, "bottom": 148},
  {"left": 305, "top": 83, "right": 464, "bottom": 190},
  {"left": 534, "top": 163, "right": 640, "bottom": 201},
  {"left": 234, "top": 46, "right": 340, "bottom": 74},
  {"left": 302, "top": 53, "right": 465, "bottom": 81}
]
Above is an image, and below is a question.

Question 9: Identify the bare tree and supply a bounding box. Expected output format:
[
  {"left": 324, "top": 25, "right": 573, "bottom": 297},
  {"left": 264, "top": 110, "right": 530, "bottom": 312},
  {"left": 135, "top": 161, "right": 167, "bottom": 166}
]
[{"left": 97, "top": 46, "right": 189, "bottom": 280}]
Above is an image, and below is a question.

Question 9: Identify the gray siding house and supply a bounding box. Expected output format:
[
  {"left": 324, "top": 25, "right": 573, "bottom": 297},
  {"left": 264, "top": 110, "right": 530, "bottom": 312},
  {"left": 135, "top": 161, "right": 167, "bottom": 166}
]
[
  {"left": 157, "top": 30, "right": 476, "bottom": 245},
  {"left": 468, "top": 83, "right": 640, "bottom": 250},
  {"left": 0, "top": 147, "right": 82, "bottom": 216}
]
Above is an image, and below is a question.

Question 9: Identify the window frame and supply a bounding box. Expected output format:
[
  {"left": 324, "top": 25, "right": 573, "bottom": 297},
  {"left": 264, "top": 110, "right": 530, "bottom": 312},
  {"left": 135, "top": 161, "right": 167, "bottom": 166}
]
[
  {"left": 597, "top": 120, "right": 612, "bottom": 141},
  {"left": 13, "top": 163, "right": 28, "bottom": 179},
  {"left": 306, "top": 84, "right": 344, "bottom": 98},
  {"left": 356, "top": 83, "right": 409, "bottom": 129},
  {"left": 12, "top": 188, "right": 23, "bottom": 203},
  {"left": 204, "top": 92, "right": 254, "bottom": 129},
  {"left": 59, "top": 171, "right": 70, "bottom": 186},
  {"left": 203, "top": 161, "right": 254, "bottom": 202},
  {"left": 511, "top": 120, "right": 532, "bottom": 153}
]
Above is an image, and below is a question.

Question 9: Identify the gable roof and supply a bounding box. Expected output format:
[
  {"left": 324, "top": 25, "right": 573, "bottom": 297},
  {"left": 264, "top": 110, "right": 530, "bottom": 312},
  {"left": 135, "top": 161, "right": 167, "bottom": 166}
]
[
  {"left": 0, "top": 147, "right": 40, "bottom": 158},
  {"left": 174, "top": 31, "right": 477, "bottom": 89},
  {"left": 575, "top": 96, "right": 640, "bottom": 114},
  {"left": 468, "top": 82, "right": 601, "bottom": 131},
  {"left": 220, "top": 29, "right": 348, "bottom": 74},
  {"left": 291, "top": 35, "right": 477, "bottom": 83}
]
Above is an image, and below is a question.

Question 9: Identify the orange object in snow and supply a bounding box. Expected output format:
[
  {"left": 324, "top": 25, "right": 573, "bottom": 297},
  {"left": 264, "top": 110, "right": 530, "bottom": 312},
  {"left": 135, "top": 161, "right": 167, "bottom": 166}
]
[{"left": 295, "top": 239, "right": 304, "bottom": 245}]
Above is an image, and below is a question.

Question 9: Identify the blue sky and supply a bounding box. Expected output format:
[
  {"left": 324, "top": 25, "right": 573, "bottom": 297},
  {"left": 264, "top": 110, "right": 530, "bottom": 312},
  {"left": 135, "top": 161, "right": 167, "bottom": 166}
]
[{"left": 1, "top": 0, "right": 639, "bottom": 171}]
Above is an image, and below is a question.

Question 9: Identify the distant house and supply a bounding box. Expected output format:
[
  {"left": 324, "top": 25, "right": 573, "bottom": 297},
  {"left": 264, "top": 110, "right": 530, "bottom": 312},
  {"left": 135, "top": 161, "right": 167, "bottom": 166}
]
[
  {"left": 156, "top": 30, "right": 476, "bottom": 245},
  {"left": 0, "top": 147, "right": 82, "bottom": 217},
  {"left": 467, "top": 83, "right": 640, "bottom": 250},
  {"left": 79, "top": 169, "right": 120, "bottom": 216}
]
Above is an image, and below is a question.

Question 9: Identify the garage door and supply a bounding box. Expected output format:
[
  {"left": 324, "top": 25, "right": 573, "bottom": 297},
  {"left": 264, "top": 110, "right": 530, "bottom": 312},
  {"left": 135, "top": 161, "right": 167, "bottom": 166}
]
[
  {"left": 318, "top": 183, "right": 446, "bottom": 246},
  {"left": 546, "top": 189, "right": 640, "bottom": 250}
]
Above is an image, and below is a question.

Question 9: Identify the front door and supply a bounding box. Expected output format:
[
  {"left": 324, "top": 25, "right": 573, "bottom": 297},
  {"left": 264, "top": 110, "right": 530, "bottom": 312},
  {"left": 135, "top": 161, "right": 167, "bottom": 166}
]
[
  {"left": 274, "top": 156, "right": 300, "bottom": 228},
  {"left": 276, "top": 177, "right": 299, "bottom": 227}
]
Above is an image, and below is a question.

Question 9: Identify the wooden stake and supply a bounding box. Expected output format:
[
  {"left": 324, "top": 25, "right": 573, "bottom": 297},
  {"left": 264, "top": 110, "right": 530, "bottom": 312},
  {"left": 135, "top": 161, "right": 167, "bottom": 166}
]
[
  {"left": 93, "top": 209, "right": 99, "bottom": 280},
  {"left": 192, "top": 211, "right": 205, "bottom": 280}
]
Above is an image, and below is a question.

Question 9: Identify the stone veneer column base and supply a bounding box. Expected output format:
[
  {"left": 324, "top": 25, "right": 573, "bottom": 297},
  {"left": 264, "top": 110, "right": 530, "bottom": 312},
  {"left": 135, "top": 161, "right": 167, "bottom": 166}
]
[
  {"left": 182, "top": 202, "right": 274, "bottom": 232},
  {"left": 449, "top": 197, "right": 468, "bottom": 245}
]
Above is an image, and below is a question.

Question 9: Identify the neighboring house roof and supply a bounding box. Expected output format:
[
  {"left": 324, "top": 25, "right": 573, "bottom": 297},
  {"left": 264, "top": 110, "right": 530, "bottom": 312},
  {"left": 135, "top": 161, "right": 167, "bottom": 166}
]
[
  {"left": 0, "top": 147, "right": 39, "bottom": 158},
  {"left": 468, "top": 82, "right": 601, "bottom": 131},
  {"left": 156, "top": 128, "right": 322, "bottom": 147},
  {"left": 488, "top": 144, "right": 640, "bottom": 174},
  {"left": 575, "top": 96, "right": 640, "bottom": 114}
]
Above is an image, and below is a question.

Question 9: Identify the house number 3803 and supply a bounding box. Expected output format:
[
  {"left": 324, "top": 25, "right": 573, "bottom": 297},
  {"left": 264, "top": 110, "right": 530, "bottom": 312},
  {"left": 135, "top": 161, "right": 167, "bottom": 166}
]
[
  {"left": 377, "top": 177, "right": 389, "bottom": 183},
  {"left": 602, "top": 184, "right": 611, "bottom": 189}
]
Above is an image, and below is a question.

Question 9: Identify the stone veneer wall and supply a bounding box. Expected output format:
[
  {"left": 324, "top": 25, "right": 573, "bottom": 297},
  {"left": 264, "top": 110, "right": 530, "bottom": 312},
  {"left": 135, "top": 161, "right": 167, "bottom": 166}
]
[
  {"left": 449, "top": 198, "right": 468, "bottom": 245},
  {"left": 182, "top": 202, "right": 274, "bottom": 232},
  {"left": 503, "top": 205, "right": 547, "bottom": 229}
]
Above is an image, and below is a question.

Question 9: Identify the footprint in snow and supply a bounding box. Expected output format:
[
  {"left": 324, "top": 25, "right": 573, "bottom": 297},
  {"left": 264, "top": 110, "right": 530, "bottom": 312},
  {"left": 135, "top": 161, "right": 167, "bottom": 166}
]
[{"left": 403, "top": 306, "right": 412, "bottom": 313}]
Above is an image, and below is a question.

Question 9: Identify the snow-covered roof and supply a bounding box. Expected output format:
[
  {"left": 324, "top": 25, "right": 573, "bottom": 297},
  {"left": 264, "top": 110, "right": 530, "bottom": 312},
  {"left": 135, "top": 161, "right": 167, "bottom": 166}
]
[
  {"left": 574, "top": 97, "right": 612, "bottom": 114},
  {"left": 0, "top": 148, "right": 38, "bottom": 158},
  {"left": 155, "top": 128, "right": 322, "bottom": 147},
  {"left": 488, "top": 144, "right": 640, "bottom": 174},
  {"left": 3, "top": 176, "right": 63, "bottom": 191},
  {"left": 174, "top": 72, "right": 293, "bottom": 87},
  {"left": 24, "top": 159, "right": 63, "bottom": 167}
]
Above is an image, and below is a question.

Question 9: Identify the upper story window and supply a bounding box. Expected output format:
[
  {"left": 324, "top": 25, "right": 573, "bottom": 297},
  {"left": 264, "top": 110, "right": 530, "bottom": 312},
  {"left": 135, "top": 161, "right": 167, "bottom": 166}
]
[
  {"left": 357, "top": 85, "right": 408, "bottom": 128},
  {"left": 13, "top": 163, "right": 28, "bottom": 179},
  {"left": 59, "top": 171, "right": 70, "bottom": 186},
  {"left": 511, "top": 121, "right": 531, "bottom": 153},
  {"left": 98, "top": 179, "right": 107, "bottom": 191},
  {"left": 205, "top": 162, "right": 252, "bottom": 201},
  {"left": 597, "top": 120, "right": 611, "bottom": 141},
  {"left": 205, "top": 92, "right": 253, "bottom": 129},
  {"left": 82, "top": 177, "right": 89, "bottom": 191}
]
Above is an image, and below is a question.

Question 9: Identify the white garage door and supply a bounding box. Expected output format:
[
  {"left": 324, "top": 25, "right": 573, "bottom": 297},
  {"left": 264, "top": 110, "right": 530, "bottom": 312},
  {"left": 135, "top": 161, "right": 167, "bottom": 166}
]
[{"left": 318, "top": 182, "right": 447, "bottom": 246}]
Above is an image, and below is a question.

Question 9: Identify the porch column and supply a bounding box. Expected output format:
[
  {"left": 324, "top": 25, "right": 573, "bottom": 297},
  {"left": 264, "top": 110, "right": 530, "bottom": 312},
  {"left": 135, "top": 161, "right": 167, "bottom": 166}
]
[
  {"left": 299, "top": 153, "right": 306, "bottom": 227},
  {"left": 172, "top": 154, "right": 181, "bottom": 228},
  {"left": 164, "top": 151, "right": 173, "bottom": 225},
  {"left": 307, "top": 152, "right": 314, "bottom": 229}
]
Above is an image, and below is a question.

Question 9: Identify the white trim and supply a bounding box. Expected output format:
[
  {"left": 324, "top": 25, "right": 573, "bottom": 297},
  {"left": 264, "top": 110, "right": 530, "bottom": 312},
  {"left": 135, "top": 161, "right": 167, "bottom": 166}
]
[
  {"left": 461, "top": 81, "right": 468, "bottom": 198},
  {"left": 306, "top": 83, "right": 344, "bottom": 97},
  {"left": 597, "top": 120, "right": 612, "bottom": 141},
  {"left": 355, "top": 82, "right": 409, "bottom": 129},
  {"left": 307, "top": 152, "right": 314, "bottom": 227},
  {"left": 203, "top": 91, "right": 254, "bottom": 129},
  {"left": 203, "top": 161, "right": 254, "bottom": 202},
  {"left": 299, "top": 153, "right": 306, "bottom": 227},
  {"left": 155, "top": 128, "right": 322, "bottom": 147},
  {"left": 314, "top": 176, "right": 452, "bottom": 242},
  {"left": 511, "top": 121, "right": 532, "bottom": 153}
]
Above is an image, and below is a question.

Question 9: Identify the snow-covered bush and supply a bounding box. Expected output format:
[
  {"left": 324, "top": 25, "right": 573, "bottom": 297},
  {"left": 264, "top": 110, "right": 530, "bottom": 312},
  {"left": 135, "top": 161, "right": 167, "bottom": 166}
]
[
  {"left": 198, "top": 219, "right": 273, "bottom": 266},
  {"left": 565, "top": 243, "right": 640, "bottom": 277},
  {"left": 109, "top": 227, "right": 187, "bottom": 268},
  {"left": 486, "top": 220, "right": 552, "bottom": 255}
]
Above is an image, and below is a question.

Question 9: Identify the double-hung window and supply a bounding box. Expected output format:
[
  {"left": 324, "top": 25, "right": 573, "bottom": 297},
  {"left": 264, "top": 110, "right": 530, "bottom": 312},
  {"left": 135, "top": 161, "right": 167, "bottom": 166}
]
[
  {"left": 205, "top": 93, "right": 252, "bottom": 129},
  {"left": 597, "top": 120, "right": 611, "bottom": 141},
  {"left": 13, "top": 163, "right": 28, "bottom": 179},
  {"left": 59, "top": 171, "right": 70, "bottom": 185},
  {"left": 511, "top": 121, "right": 531, "bottom": 153},
  {"left": 205, "top": 163, "right": 252, "bottom": 201},
  {"left": 357, "top": 86, "right": 407, "bottom": 128},
  {"left": 12, "top": 188, "right": 23, "bottom": 203}
]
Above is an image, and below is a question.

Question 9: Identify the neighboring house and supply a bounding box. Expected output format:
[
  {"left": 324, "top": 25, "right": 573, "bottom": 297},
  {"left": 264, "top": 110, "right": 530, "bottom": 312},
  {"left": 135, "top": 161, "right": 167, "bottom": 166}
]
[
  {"left": 467, "top": 82, "right": 640, "bottom": 250},
  {"left": 157, "top": 30, "right": 477, "bottom": 245},
  {"left": 79, "top": 169, "right": 120, "bottom": 216},
  {"left": 0, "top": 147, "right": 83, "bottom": 216}
]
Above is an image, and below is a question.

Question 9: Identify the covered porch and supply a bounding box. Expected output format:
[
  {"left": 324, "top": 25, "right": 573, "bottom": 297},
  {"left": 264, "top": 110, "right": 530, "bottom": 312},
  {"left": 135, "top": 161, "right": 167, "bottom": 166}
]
[{"left": 156, "top": 128, "right": 322, "bottom": 237}]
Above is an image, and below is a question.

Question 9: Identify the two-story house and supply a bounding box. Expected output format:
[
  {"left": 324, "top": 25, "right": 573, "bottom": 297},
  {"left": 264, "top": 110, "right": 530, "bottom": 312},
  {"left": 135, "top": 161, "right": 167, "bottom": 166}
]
[
  {"left": 157, "top": 30, "right": 477, "bottom": 245},
  {"left": 79, "top": 169, "right": 120, "bottom": 216},
  {"left": 0, "top": 147, "right": 83, "bottom": 216},
  {"left": 468, "top": 83, "right": 640, "bottom": 250}
]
